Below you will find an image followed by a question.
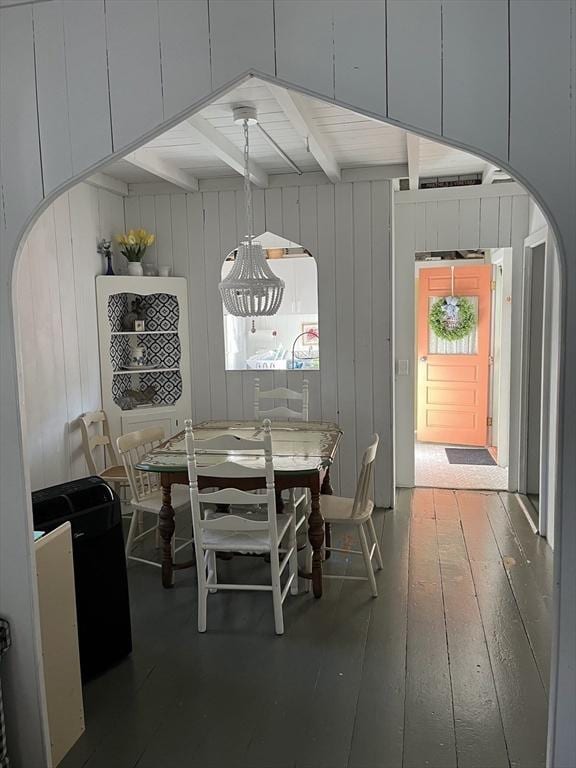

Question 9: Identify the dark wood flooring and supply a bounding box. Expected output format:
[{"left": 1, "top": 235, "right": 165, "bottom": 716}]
[{"left": 60, "top": 489, "right": 552, "bottom": 768}]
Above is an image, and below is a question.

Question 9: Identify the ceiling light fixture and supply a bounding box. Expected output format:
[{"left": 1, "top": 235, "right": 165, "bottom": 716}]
[{"left": 219, "top": 106, "right": 285, "bottom": 324}]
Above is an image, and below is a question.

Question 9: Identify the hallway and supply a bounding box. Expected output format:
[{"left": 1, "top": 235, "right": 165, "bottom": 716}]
[
  {"left": 61, "top": 489, "right": 551, "bottom": 768},
  {"left": 415, "top": 442, "right": 509, "bottom": 490}
]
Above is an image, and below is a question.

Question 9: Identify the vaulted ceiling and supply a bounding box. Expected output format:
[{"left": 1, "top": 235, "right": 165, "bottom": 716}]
[{"left": 103, "top": 77, "right": 502, "bottom": 192}]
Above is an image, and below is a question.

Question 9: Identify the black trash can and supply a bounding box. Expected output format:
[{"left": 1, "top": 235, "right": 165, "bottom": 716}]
[{"left": 32, "top": 477, "right": 132, "bottom": 681}]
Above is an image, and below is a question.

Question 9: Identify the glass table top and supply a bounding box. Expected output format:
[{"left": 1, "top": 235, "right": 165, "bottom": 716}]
[{"left": 135, "top": 420, "right": 342, "bottom": 474}]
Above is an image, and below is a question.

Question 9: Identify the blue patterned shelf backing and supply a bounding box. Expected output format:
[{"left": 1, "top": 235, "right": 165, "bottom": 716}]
[
  {"left": 107, "top": 292, "right": 183, "bottom": 409},
  {"left": 107, "top": 292, "right": 180, "bottom": 333},
  {"left": 109, "top": 333, "right": 181, "bottom": 371},
  {"left": 112, "top": 371, "right": 183, "bottom": 410}
]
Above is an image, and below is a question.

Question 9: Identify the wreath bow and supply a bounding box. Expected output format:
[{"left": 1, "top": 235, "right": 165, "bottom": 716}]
[{"left": 442, "top": 296, "right": 459, "bottom": 325}]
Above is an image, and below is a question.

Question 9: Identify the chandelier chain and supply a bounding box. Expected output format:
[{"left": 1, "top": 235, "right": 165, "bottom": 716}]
[{"left": 243, "top": 119, "right": 254, "bottom": 238}]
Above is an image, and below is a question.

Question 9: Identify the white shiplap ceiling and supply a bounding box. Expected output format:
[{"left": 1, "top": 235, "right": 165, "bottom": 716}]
[{"left": 102, "top": 77, "right": 490, "bottom": 189}]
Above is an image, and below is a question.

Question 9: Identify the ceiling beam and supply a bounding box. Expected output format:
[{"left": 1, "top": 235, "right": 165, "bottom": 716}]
[
  {"left": 85, "top": 172, "right": 128, "bottom": 196},
  {"left": 185, "top": 114, "right": 269, "bottom": 188},
  {"left": 482, "top": 163, "right": 498, "bottom": 184},
  {"left": 267, "top": 84, "right": 341, "bottom": 183},
  {"left": 406, "top": 132, "right": 420, "bottom": 190},
  {"left": 123, "top": 149, "right": 199, "bottom": 192}
]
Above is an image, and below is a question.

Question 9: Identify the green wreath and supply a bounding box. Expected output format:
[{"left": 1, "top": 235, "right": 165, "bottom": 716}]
[{"left": 429, "top": 296, "right": 476, "bottom": 341}]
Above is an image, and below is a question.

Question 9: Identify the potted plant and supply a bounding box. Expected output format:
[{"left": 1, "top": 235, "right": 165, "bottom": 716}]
[{"left": 116, "top": 229, "right": 155, "bottom": 276}]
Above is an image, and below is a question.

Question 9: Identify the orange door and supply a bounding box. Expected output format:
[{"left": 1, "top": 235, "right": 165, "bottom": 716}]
[{"left": 417, "top": 264, "right": 492, "bottom": 446}]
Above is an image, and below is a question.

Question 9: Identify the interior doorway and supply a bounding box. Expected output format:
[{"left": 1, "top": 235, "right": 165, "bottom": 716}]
[
  {"left": 522, "top": 242, "right": 546, "bottom": 521},
  {"left": 414, "top": 253, "right": 510, "bottom": 490}
]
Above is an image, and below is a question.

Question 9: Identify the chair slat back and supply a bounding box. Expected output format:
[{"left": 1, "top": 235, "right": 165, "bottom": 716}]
[
  {"left": 351, "top": 434, "right": 379, "bottom": 518},
  {"left": 254, "top": 378, "right": 309, "bottom": 421},
  {"left": 117, "top": 427, "right": 165, "bottom": 502},
  {"left": 185, "top": 419, "right": 278, "bottom": 540},
  {"left": 80, "top": 410, "right": 118, "bottom": 474}
]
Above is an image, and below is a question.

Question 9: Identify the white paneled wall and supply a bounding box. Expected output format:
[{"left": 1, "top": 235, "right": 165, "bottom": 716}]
[
  {"left": 126, "top": 180, "right": 393, "bottom": 504},
  {"left": 394, "top": 183, "right": 529, "bottom": 487},
  {"left": 15, "top": 183, "right": 125, "bottom": 490}
]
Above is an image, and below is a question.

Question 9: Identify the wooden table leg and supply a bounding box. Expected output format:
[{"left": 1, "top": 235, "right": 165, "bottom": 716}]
[
  {"left": 158, "top": 476, "right": 175, "bottom": 588},
  {"left": 308, "top": 474, "right": 324, "bottom": 598},
  {"left": 321, "top": 468, "right": 333, "bottom": 560}
]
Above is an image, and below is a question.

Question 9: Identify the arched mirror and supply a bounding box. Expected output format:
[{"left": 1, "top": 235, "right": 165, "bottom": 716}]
[{"left": 221, "top": 232, "right": 319, "bottom": 371}]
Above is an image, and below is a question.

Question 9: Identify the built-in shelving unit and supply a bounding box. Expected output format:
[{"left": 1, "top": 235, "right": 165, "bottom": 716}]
[
  {"left": 96, "top": 276, "right": 191, "bottom": 442},
  {"left": 113, "top": 367, "right": 181, "bottom": 376}
]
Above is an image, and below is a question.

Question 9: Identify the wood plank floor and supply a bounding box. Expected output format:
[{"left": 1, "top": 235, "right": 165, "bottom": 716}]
[{"left": 60, "top": 489, "right": 552, "bottom": 768}]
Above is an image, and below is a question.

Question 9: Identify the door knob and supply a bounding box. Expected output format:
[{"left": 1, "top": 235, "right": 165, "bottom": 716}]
[{"left": 420, "top": 356, "right": 428, "bottom": 362}]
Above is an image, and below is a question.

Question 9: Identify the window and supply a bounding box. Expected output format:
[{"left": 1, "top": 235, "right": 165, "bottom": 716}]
[{"left": 222, "top": 232, "right": 319, "bottom": 371}]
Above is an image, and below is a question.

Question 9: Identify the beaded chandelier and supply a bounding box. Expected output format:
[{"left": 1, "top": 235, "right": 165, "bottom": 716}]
[{"left": 219, "top": 107, "right": 284, "bottom": 318}]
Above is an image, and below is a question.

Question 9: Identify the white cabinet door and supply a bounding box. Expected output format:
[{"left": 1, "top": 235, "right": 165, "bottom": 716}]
[{"left": 121, "top": 409, "right": 177, "bottom": 438}]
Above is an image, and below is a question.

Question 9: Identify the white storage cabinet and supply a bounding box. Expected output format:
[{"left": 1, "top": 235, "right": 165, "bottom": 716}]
[{"left": 96, "top": 276, "right": 191, "bottom": 446}]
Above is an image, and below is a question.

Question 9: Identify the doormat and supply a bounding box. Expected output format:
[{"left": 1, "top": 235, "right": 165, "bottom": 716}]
[{"left": 445, "top": 448, "right": 496, "bottom": 466}]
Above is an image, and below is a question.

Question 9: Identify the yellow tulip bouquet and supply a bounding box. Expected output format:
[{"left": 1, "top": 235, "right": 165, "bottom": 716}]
[{"left": 116, "top": 228, "right": 155, "bottom": 263}]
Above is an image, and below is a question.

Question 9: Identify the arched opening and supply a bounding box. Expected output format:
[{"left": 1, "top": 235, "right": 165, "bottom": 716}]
[{"left": 6, "top": 69, "right": 568, "bottom": 768}]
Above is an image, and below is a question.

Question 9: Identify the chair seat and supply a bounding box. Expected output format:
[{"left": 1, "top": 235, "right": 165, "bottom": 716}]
[
  {"left": 129, "top": 484, "right": 191, "bottom": 514},
  {"left": 100, "top": 465, "right": 128, "bottom": 483},
  {"left": 320, "top": 494, "right": 374, "bottom": 523},
  {"left": 201, "top": 510, "right": 292, "bottom": 552}
]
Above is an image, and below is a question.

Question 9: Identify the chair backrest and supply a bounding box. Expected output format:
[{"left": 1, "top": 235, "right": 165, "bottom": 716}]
[
  {"left": 80, "top": 410, "right": 118, "bottom": 475},
  {"left": 185, "top": 418, "right": 279, "bottom": 546},
  {"left": 117, "top": 427, "right": 165, "bottom": 502},
  {"left": 351, "top": 434, "right": 380, "bottom": 517},
  {"left": 253, "top": 378, "right": 309, "bottom": 421}
]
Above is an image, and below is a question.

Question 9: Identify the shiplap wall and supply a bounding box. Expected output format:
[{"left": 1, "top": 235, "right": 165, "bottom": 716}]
[
  {"left": 125, "top": 180, "right": 393, "bottom": 505},
  {"left": 15, "top": 183, "right": 125, "bottom": 490},
  {"left": 394, "top": 183, "right": 529, "bottom": 487},
  {"left": 1, "top": 2, "right": 574, "bottom": 766}
]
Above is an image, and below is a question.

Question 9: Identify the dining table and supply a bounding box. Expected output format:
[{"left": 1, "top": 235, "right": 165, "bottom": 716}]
[{"left": 135, "top": 419, "right": 343, "bottom": 598}]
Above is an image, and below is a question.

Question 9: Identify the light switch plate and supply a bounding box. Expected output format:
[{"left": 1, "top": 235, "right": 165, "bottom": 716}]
[{"left": 396, "top": 359, "right": 409, "bottom": 376}]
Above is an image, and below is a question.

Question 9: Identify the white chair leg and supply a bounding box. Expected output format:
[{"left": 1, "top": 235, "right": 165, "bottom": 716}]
[
  {"left": 367, "top": 516, "right": 383, "bottom": 570},
  {"left": 288, "top": 515, "right": 299, "bottom": 596},
  {"left": 358, "top": 523, "right": 378, "bottom": 597},
  {"left": 207, "top": 550, "right": 218, "bottom": 593},
  {"left": 196, "top": 546, "right": 208, "bottom": 633},
  {"left": 124, "top": 506, "right": 139, "bottom": 559},
  {"left": 269, "top": 548, "right": 284, "bottom": 635}
]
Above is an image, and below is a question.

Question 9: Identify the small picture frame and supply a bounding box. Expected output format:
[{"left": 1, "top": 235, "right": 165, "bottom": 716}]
[
  {"left": 301, "top": 323, "right": 319, "bottom": 346},
  {"left": 134, "top": 320, "right": 145, "bottom": 332}
]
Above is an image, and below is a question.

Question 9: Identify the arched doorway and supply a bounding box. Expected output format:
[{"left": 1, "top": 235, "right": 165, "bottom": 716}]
[{"left": 1, "top": 4, "right": 573, "bottom": 765}]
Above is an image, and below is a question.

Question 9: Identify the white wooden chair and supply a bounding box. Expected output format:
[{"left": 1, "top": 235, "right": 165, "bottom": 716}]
[
  {"left": 80, "top": 410, "right": 129, "bottom": 495},
  {"left": 253, "top": 378, "right": 309, "bottom": 421},
  {"left": 185, "top": 418, "right": 298, "bottom": 635},
  {"left": 253, "top": 377, "right": 309, "bottom": 520},
  {"left": 318, "top": 434, "right": 383, "bottom": 597},
  {"left": 117, "top": 427, "right": 192, "bottom": 568}
]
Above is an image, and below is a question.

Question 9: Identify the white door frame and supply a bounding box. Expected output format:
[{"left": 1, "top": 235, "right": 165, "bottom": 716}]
[
  {"left": 393, "top": 186, "right": 528, "bottom": 491},
  {"left": 489, "top": 248, "right": 513, "bottom": 468},
  {"left": 519, "top": 226, "right": 558, "bottom": 540}
]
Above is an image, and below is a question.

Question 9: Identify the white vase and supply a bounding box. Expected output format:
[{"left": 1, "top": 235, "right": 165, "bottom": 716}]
[{"left": 127, "top": 262, "right": 143, "bottom": 276}]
